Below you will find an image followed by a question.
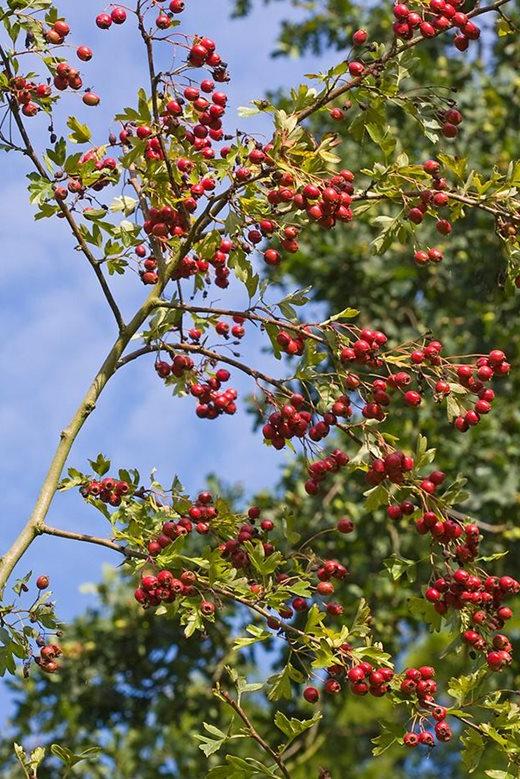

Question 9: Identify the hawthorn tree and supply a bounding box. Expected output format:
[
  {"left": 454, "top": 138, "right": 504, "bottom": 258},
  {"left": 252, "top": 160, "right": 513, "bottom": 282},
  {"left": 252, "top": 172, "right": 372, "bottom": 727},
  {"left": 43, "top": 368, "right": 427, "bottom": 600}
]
[{"left": 1, "top": 0, "right": 520, "bottom": 776}]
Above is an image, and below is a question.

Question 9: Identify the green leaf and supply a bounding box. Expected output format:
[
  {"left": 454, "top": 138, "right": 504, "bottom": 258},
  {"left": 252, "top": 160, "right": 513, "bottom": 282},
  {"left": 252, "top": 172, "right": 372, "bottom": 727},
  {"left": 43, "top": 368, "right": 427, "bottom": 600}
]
[
  {"left": 110, "top": 196, "right": 137, "bottom": 215},
  {"left": 58, "top": 468, "right": 86, "bottom": 491},
  {"left": 323, "top": 307, "right": 359, "bottom": 324},
  {"left": 274, "top": 711, "right": 321, "bottom": 744},
  {"left": 372, "top": 722, "right": 403, "bottom": 756},
  {"left": 363, "top": 484, "right": 388, "bottom": 512},
  {"left": 311, "top": 639, "right": 335, "bottom": 669},
  {"left": 267, "top": 663, "right": 304, "bottom": 701},
  {"left": 12, "top": 570, "right": 32, "bottom": 596},
  {"left": 461, "top": 728, "right": 485, "bottom": 773},
  {"left": 234, "top": 625, "right": 271, "bottom": 649},
  {"left": 88, "top": 453, "right": 111, "bottom": 477},
  {"left": 448, "top": 668, "right": 488, "bottom": 705},
  {"left": 46, "top": 137, "right": 67, "bottom": 166},
  {"left": 66, "top": 116, "right": 92, "bottom": 144},
  {"left": 407, "top": 596, "right": 442, "bottom": 631},
  {"left": 195, "top": 722, "right": 227, "bottom": 757},
  {"left": 383, "top": 555, "right": 416, "bottom": 583}
]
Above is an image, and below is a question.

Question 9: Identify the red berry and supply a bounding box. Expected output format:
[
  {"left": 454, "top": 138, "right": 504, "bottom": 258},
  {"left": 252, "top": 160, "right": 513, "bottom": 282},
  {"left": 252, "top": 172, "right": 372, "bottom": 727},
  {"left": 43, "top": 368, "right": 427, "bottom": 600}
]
[
  {"left": 303, "top": 686, "right": 319, "bottom": 703},
  {"left": 95, "top": 13, "right": 112, "bottom": 28},
  {"left": 353, "top": 29, "right": 368, "bottom": 45},
  {"left": 77, "top": 45, "right": 93, "bottom": 61},
  {"left": 111, "top": 7, "right": 127, "bottom": 24}
]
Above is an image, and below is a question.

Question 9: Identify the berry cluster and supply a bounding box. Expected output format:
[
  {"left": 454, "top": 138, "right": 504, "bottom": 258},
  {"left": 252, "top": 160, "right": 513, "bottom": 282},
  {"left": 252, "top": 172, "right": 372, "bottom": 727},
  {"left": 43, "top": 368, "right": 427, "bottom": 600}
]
[
  {"left": 452, "top": 349, "right": 510, "bottom": 432},
  {"left": 366, "top": 450, "right": 415, "bottom": 486},
  {"left": 187, "top": 236, "right": 235, "bottom": 289},
  {"left": 143, "top": 493, "right": 219, "bottom": 555},
  {"left": 392, "top": 1, "right": 481, "bottom": 51},
  {"left": 52, "top": 60, "right": 84, "bottom": 93},
  {"left": 220, "top": 507, "right": 275, "bottom": 570},
  {"left": 339, "top": 327, "right": 388, "bottom": 366},
  {"left": 413, "top": 246, "right": 444, "bottom": 266},
  {"left": 8, "top": 76, "right": 51, "bottom": 117},
  {"left": 276, "top": 329, "right": 307, "bottom": 356},
  {"left": 52, "top": 148, "right": 118, "bottom": 201},
  {"left": 134, "top": 569, "right": 203, "bottom": 606},
  {"left": 304, "top": 449, "right": 350, "bottom": 495},
  {"left": 81, "top": 476, "right": 130, "bottom": 507},
  {"left": 262, "top": 394, "right": 312, "bottom": 450},
  {"left": 427, "top": 569, "right": 518, "bottom": 666},
  {"left": 415, "top": 512, "right": 478, "bottom": 552},
  {"left": 34, "top": 641, "right": 62, "bottom": 674},
  {"left": 190, "top": 370, "right": 238, "bottom": 419},
  {"left": 303, "top": 659, "right": 394, "bottom": 702},
  {"left": 403, "top": 702, "right": 452, "bottom": 748},
  {"left": 155, "top": 354, "right": 194, "bottom": 379},
  {"left": 259, "top": 170, "right": 355, "bottom": 266}
]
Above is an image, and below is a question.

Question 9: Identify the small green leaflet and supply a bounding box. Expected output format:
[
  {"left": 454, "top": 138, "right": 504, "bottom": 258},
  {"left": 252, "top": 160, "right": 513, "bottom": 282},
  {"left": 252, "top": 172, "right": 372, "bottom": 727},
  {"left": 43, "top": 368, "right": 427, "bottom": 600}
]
[
  {"left": 88, "top": 453, "right": 111, "bottom": 476},
  {"left": 274, "top": 711, "right": 322, "bottom": 744},
  {"left": 66, "top": 116, "right": 92, "bottom": 144},
  {"left": 233, "top": 625, "right": 271, "bottom": 649},
  {"left": 383, "top": 554, "right": 416, "bottom": 582}
]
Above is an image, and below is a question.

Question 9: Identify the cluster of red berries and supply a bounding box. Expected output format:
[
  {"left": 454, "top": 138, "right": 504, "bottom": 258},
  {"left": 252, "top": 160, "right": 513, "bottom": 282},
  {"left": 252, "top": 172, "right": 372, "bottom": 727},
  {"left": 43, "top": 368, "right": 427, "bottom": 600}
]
[
  {"left": 35, "top": 641, "right": 62, "bottom": 674},
  {"left": 452, "top": 349, "right": 510, "bottom": 432},
  {"left": 220, "top": 507, "right": 275, "bottom": 570},
  {"left": 303, "top": 660, "right": 394, "bottom": 702},
  {"left": 186, "top": 317, "right": 245, "bottom": 341},
  {"left": 336, "top": 331, "right": 508, "bottom": 421},
  {"left": 189, "top": 370, "right": 238, "bottom": 419},
  {"left": 437, "top": 105, "right": 464, "bottom": 138},
  {"left": 414, "top": 514, "right": 479, "bottom": 558},
  {"left": 181, "top": 81, "right": 229, "bottom": 152},
  {"left": 52, "top": 149, "right": 117, "bottom": 201},
  {"left": 403, "top": 707, "right": 452, "bottom": 748},
  {"left": 134, "top": 569, "right": 210, "bottom": 609},
  {"left": 315, "top": 557, "right": 349, "bottom": 590},
  {"left": 262, "top": 394, "right": 313, "bottom": 450},
  {"left": 186, "top": 35, "right": 228, "bottom": 81},
  {"left": 258, "top": 170, "right": 355, "bottom": 266},
  {"left": 425, "top": 569, "right": 518, "bottom": 667},
  {"left": 305, "top": 449, "right": 350, "bottom": 495},
  {"left": 95, "top": 7, "right": 127, "bottom": 29},
  {"left": 392, "top": 1, "right": 481, "bottom": 51},
  {"left": 413, "top": 246, "right": 444, "bottom": 265},
  {"left": 52, "top": 60, "right": 84, "bottom": 93},
  {"left": 155, "top": 354, "right": 194, "bottom": 379},
  {"left": 144, "top": 492, "right": 219, "bottom": 555},
  {"left": 186, "top": 236, "right": 235, "bottom": 289},
  {"left": 44, "top": 17, "right": 71, "bottom": 43},
  {"left": 8, "top": 76, "right": 51, "bottom": 117},
  {"left": 81, "top": 476, "right": 130, "bottom": 507},
  {"left": 344, "top": 662, "right": 394, "bottom": 696},
  {"left": 471, "top": 633, "right": 514, "bottom": 671},
  {"left": 339, "top": 328, "right": 388, "bottom": 367},
  {"left": 276, "top": 329, "right": 307, "bottom": 356},
  {"left": 142, "top": 202, "right": 189, "bottom": 245},
  {"left": 400, "top": 665, "right": 438, "bottom": 705},
  {"left": 366, "top": 450, "right": 415, "bottom": 486},
  {"left": 117, "top": 75, "right": 229, "bottom": 168},
  {"left": 407, "top": 158, "right": 454, "bottom": 237}
]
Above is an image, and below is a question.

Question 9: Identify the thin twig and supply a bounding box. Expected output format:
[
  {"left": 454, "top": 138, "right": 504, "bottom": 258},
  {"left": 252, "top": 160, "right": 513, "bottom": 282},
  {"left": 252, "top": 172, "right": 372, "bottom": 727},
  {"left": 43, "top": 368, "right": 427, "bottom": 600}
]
[{"left": 218, "top": 689, "right": 291, "bottom": 778}]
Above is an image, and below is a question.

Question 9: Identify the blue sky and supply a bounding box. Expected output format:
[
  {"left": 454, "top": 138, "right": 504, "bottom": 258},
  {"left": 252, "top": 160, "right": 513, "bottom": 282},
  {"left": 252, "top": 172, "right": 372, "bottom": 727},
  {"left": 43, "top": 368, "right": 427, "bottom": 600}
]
[{"left": 0, "top": 0, "right": 338, "bottom": 718}]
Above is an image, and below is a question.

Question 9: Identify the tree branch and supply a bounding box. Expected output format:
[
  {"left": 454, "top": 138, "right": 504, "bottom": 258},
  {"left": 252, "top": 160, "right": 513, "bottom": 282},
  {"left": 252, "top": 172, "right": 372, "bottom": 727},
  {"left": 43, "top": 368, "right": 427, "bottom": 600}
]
[
  {"left": 295, "top": 0, "right": 512, "bottom": 122},
  {"left": 217, "top": 689, "right": 291, "bottom": 778},
  {"left": 39, "top": 525, "right": 147, "bottom": 559},
  {"left": 0, "top": 45, "right": 125, "bottom": 332}
]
